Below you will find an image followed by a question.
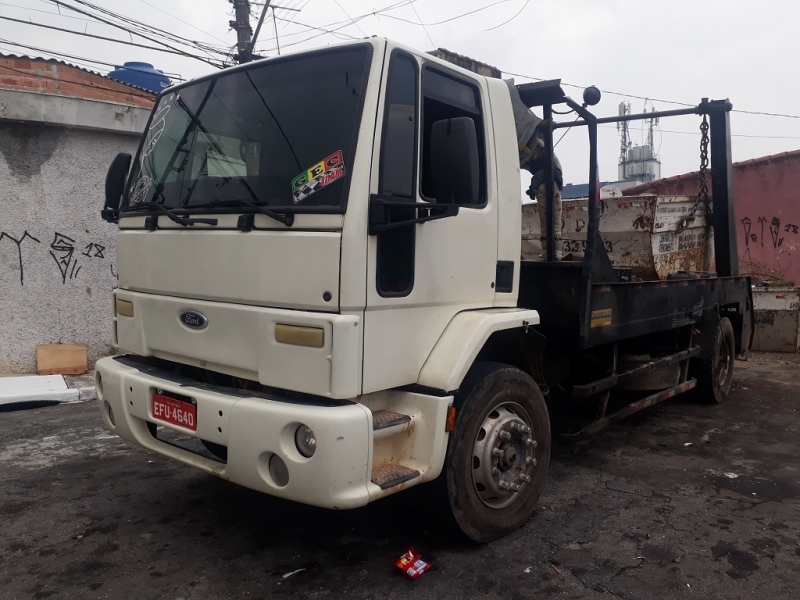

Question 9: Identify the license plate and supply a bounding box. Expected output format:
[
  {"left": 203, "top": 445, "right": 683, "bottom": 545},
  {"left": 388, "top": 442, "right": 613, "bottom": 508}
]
[{"left": 151, "top": 391, "right": 197, "bottom": 431}]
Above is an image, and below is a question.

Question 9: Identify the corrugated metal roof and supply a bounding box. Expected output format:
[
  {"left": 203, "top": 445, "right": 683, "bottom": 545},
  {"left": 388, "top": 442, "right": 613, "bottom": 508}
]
[{"left": 0, "top": 52, "right": 156, "bottom": 95}]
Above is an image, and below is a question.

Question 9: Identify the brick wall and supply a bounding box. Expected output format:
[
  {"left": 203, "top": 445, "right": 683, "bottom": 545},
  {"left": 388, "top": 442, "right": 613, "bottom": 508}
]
[{"left": 0, "top": 55, "right": 155, "bottom": 108}]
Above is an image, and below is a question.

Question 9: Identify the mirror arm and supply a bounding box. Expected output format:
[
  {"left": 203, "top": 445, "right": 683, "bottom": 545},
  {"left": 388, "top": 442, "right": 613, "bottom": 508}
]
[
  {"left": 101, "top": 208, "right": 119, "bottom": 224},
  {"left": 368, "top": 194, "right": 458, "bottom": 235}
]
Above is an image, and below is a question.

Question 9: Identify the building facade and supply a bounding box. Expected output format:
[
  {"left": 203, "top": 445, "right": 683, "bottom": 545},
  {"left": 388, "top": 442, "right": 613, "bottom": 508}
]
[{"left": 0, "top": 55, "right": 154, "bottom": 373}]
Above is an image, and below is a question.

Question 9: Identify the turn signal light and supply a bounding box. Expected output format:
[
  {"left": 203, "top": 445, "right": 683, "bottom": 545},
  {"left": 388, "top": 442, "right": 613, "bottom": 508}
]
[
  {"left": 445, "top": 406, "right": 457, "bottom": 432},
  {"left": 275, "top": 324, "right": 324, "bottom": 348}
]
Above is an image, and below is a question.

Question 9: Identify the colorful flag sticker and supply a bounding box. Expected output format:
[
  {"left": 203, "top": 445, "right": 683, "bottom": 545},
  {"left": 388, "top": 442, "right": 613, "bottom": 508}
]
[{"left": 291, "top": 150, "right": 345, "bottom": 204}]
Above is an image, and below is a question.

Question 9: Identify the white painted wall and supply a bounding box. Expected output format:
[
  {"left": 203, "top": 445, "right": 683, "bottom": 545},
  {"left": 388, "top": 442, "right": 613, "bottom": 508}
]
[{"left": 0, "top": 120, "right": 142, "bottom": 373}]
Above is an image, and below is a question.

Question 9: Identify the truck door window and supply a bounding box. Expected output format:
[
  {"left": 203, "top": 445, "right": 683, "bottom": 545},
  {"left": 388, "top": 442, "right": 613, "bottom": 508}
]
[
  {"left": 377, "top": 53, "right": 418, "bottom": 297},
  {"left": 420, "top": 68, "right": 486, "bottom": 206}
]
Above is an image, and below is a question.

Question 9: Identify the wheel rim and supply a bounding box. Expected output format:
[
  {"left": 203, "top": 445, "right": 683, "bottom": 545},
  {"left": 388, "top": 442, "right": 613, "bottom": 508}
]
[
  {"left": 716, "top": 332, "right": 733, "bottom": 390},
  {"left": 471, "top": 401, "right": 538, "bottom": 509}
]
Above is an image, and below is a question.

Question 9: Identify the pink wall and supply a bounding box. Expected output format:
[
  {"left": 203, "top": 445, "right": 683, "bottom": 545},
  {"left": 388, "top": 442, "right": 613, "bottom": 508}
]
[{"left": 623, "top": 151, "right": 800, "bottom": 284}]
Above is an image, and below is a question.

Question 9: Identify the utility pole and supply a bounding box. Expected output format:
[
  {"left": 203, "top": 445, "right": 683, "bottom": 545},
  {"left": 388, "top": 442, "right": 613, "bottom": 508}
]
[{"left": 230, "top": 0, "right": 252, "bottom": 63}]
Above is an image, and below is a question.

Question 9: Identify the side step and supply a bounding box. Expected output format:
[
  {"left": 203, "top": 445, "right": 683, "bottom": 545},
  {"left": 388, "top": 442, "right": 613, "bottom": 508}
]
[
  {"left": 372, "top": 409, "right": 411, "bottom": 431},
  {"left": 371, "top": 463, "right": 420, "bottom": 490}
]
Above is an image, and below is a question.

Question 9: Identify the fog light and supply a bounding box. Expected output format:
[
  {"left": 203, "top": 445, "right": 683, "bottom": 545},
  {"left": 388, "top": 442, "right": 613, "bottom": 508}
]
[
  {"left": 269, "top": 454, "right": 289, "bottom": 487},
  {"left": 295, "top": 424, "right": 317, "bottom": 458}
]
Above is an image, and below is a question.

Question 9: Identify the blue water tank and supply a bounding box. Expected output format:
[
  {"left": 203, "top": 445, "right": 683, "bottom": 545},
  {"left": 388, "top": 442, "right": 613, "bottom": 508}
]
[{"left": 107, "top": 62, "right": 170, "bottom": 93}]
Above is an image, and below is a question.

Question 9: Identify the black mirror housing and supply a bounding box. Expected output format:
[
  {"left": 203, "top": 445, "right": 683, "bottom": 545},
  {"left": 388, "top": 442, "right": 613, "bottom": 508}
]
[
  {"left": 103, "top": 152, "right": 132, "bottom": 221},
  {"left": 430, "top": 117, "right": 480, "bottom": 205}
]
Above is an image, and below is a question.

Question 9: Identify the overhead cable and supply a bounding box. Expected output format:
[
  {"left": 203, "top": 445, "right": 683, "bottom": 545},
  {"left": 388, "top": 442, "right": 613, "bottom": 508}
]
[{"left": 0, "top": 15, "right": 224, "bottom": 66}]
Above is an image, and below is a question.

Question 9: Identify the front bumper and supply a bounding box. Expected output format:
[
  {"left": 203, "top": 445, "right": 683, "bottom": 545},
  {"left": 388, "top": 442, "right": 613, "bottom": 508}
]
[{"left": 95, "top": 356, "right": 373, "bottom": 509}]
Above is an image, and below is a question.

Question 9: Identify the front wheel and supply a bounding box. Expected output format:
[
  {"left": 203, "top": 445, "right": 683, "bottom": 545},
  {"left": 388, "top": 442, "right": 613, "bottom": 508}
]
[{"left": 443, "top": 362, "right": 551, "bottom": 543}]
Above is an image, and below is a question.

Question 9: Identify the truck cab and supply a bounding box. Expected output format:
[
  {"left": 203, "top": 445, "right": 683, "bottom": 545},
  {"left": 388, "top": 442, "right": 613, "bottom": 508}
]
[{"left": 97, "top": 38, "right": 542, "bottom": 541}]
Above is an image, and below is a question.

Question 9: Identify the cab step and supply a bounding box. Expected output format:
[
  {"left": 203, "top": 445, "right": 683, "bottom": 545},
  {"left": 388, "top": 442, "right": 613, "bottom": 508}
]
[
  {"left": 372, "top": 409, "right": 411, "bottom": 431},
  {"left": 371, "top": 463, "right": 420, "bottom": 489}
]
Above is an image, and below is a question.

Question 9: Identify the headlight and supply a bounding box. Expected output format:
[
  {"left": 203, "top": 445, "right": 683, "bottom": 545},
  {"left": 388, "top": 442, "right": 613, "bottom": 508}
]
[{"left": 294, "top": 424, "right": 317, "bottom": 458}]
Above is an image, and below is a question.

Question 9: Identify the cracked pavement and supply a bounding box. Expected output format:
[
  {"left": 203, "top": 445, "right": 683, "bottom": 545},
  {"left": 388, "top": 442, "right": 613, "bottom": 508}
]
[{"left": 1, "top": 353, "right": 799, "bottom": 599}]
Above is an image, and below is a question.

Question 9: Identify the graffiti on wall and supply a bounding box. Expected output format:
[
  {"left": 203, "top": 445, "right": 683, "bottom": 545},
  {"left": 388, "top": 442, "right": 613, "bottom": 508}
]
[
  {"left": 0, "top": 231, "right": 41, "bottom": 285},
  {"left": 0, "top": 230, "right": 113, "bottom": 285},
  {"left": 741, "top": 216, "right": 800, "bottom": 277}
]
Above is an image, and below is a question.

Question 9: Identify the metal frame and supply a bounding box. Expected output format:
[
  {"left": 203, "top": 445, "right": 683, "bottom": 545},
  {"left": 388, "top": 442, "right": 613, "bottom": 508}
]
[{"left": 516, "top": 82, "right": 741, "bottom": 342}]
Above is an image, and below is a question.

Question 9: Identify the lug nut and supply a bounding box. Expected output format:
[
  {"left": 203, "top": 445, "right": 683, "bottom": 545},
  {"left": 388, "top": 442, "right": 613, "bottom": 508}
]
[
  {"left": 525, "top": 456, "right": 536, "bottom": 466},
  {"left": 499, "top": 431, "right": 512, "bottom": 441},
  {"left": 492, "top": 448, "right": 504, "bottom": 458},
  {"left": 520, "top": 474, "right": 531, "bottom": 483},
  {"left": 525, "top": 438, "right": 537, "bottom": 448},
  {"left": 499, "top": 480, "right": 522, "bottom": 492},
  {"left": 491, "top": 467, "right": 500, "bottom": 475}
]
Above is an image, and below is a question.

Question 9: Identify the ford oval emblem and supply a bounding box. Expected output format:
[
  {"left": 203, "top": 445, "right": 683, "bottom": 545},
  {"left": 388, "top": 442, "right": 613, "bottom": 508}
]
[{"left": 179, "top": 310, "right": 208, "bottom": 330}]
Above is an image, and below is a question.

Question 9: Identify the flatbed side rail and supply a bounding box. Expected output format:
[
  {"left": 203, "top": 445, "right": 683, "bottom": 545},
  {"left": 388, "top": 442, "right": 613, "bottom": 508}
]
[
  {"left": 571, "top": 346, "right": 702, "bottom": 398},
  {"left": 560, "top": 378, "right": 698, "bottom": 442}
]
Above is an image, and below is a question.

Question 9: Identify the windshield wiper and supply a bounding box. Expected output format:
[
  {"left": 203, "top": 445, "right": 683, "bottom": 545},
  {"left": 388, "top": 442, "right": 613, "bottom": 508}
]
[
  {"left": 124, "top": 202, "right": 218, "bottom": 227},
  {"left": 198, "top": 198, "right": 295, "bottom": 227}
]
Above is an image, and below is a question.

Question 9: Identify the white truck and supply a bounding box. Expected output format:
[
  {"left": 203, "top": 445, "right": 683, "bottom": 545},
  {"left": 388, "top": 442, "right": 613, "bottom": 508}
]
[{"left": 97, "top": 38, "right": 752, "bottom": 542}]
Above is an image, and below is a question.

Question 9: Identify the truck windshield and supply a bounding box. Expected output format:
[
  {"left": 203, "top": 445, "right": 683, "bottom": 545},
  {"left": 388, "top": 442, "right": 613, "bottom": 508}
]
[{"left": 124, "top": 45, "right": 371, "bottom": 212}]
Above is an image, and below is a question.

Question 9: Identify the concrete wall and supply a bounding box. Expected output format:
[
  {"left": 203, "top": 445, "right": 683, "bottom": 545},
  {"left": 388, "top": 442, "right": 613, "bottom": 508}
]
[
  {"left": 0, "top": 121, "right": 140, "bottom": 373},
  {"left": 623, "top": 151, "right": 800, "bottom": 284}
]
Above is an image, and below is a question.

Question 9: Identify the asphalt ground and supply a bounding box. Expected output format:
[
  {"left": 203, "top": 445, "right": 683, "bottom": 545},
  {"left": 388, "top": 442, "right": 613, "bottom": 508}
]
[{"left": 1, "top": 353, "right": 798, "bottom": 599}]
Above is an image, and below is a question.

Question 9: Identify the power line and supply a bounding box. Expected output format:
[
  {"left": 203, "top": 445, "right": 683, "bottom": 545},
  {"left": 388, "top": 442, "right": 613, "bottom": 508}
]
[
  {"left": 379, "top": 0, "right": 514, "bottom": 26},
  {"left": 503, "top": 70, "right": 800, "bottom": 121},
  {"left": 333, "top": 0, "right": 367, "bottom": 36},
  {"left": 133, "top": 0, "right": 229, "bottom": 45},
  {"left": 596, "top": 123, "right": 800, "bottom": 140},
  {"left": 255, "top": 0, "right": 415, "bottom": 51},
  {"left": 47, "top": 0, "right": 228, "bottom": 63},
  {"left": 0, "top": 38, "right": 184, "bottom": 80},
  {"left": 410, "top": 2, "right": 436, "bottom": 49},
  {"left": 485, "top": 0, "right": 530, "bottom": 31},
  {"left": 0, "top": 14, "right": 225, "bottom": 67}
]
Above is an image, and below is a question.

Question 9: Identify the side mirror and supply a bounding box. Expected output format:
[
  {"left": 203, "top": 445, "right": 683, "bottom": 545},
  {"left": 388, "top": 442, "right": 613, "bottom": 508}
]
[
  {"left": 103, "top": 152, "right": 132, "bottom": 222},
  {"left": 430, "top": 117, "right": 480, "bottom": 205}
]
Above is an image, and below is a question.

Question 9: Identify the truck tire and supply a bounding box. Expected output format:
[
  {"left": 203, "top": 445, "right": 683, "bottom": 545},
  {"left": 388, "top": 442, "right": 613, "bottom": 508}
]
[
  {"left": 442, "top": 361, "right": 550, "bottom": 543},
  {"left": 691, "top": 316, "right": 735, "bottom": 404}
]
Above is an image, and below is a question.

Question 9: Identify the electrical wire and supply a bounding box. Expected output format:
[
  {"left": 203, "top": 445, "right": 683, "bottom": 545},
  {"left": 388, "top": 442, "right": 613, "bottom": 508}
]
[
  {"left": 0, "top": 14, "right": 223, "bottom": 65},
  {"left": 133, "top": 0, "right": 229, "bottom": 45},
  {"left": 333, "top": 0, "right": 367, "bottom": 36},
  {"left": 0, "top": 38, "right": 184, "bottom": 80},
  {"left": 504, "top": 70, "right": 800, "bottom": 121},
  {"left": 485, "top": 0, "right": 530, "bottom": 31},
  {"left": 254, "top": 1, "right": 418, "bottom": 51},
  {"left": 379, "top": 0, "right": 514, "bottom": 26},
  {"left": 596, "top": 123, "right": 800, "bottom": 140},
  {"left": 410, "top": 2, "right": 436, "bottom": 49},
  {"left": 47, "top": 0, "right": 229, "bottom": 61}
]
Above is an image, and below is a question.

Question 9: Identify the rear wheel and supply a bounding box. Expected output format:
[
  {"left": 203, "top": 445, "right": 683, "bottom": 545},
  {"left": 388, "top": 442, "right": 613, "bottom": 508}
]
[
  {"left": 691, "top": 316, "right": 735, "bottom": 404},
  {"left": 442, "top": 362, "right": 550, "bottom": 543}
]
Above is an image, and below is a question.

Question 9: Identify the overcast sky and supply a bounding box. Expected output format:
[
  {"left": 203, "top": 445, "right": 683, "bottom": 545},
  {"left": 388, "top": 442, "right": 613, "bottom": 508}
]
[{"left": 2, "top": 0, "right": 799, "bottom": 186}]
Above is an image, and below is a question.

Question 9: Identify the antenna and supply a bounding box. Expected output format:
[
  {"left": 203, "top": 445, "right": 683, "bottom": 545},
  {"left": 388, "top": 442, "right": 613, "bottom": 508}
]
[{"left": 617, "top": 101, "right": 631, "bottom": 180}]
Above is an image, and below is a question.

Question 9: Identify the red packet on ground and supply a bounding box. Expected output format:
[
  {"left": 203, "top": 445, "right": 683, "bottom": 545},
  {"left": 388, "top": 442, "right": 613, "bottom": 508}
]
[{"left": 394, "top": 547, "right": 432, "bottom": 580}]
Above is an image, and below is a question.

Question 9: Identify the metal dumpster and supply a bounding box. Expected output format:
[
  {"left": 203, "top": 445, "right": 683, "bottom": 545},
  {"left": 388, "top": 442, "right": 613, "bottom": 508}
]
[{"left": 521, "top": 195, "right": 715, "bottom": 280}]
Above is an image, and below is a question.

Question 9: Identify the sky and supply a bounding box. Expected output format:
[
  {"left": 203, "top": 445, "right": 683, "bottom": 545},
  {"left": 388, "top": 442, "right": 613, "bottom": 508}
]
[{"left": 2, "top": 0, "right": 800, "bottom": 187}]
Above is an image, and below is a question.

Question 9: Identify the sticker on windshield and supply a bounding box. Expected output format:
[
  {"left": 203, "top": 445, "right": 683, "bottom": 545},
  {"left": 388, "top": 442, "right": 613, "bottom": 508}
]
[{"left": 291, "top": 150, "right": 345, "bottom": 204}]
